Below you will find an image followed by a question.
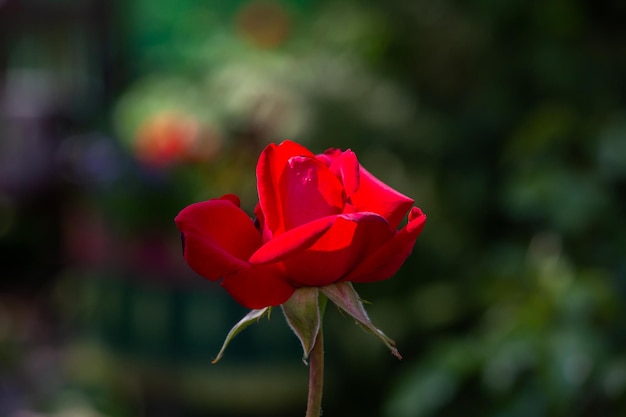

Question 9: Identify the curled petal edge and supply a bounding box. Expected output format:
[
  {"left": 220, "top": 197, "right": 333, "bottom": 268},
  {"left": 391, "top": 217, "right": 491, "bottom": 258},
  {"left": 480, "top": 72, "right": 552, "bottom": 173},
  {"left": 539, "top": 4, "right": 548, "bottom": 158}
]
[{"left": 344, "top": 207, "right": 426, "bottom": 283}]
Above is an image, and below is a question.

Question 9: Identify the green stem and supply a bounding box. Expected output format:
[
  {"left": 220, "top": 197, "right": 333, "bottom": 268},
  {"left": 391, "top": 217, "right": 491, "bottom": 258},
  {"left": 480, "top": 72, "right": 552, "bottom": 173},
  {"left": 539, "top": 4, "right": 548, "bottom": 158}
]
[{"left": 305, "top": 326, "right": 324, "bottom": 417}]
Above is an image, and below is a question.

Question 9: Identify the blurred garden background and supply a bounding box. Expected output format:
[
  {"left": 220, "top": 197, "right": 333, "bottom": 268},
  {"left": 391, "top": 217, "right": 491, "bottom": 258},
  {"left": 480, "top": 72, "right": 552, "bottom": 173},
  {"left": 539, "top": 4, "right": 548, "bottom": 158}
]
[{"left": 1, "top": 0, "right": 626, "bottom": 416}]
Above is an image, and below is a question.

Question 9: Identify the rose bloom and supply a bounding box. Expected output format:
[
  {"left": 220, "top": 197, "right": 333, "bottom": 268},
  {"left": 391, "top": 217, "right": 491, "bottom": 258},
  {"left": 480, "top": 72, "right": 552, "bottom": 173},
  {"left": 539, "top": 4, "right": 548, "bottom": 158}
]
[{"left": 175, "top": 141, "right": 426, "bottom": 309}]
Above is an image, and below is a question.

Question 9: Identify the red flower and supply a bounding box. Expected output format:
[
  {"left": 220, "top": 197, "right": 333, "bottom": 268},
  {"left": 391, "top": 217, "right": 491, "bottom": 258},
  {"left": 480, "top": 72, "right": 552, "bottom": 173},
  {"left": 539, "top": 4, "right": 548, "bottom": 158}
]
[{"left": 175, "top": 141, "right": 426, "bottom": 309}]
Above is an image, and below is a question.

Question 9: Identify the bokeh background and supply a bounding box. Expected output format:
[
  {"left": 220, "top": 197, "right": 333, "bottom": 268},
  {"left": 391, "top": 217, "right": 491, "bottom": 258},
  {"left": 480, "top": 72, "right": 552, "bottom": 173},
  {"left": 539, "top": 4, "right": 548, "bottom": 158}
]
[{"left": 1, "top": 0, "right": 626, "bottom": 416}]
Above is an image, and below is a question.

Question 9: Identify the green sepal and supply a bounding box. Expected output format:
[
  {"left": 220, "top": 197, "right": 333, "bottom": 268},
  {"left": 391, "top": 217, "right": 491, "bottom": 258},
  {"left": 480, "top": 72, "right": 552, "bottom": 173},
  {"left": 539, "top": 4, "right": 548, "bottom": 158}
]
[
  {"left": 281, "top": 287, "right": 327, "bottom": 364},
  {"left": 321, "top": 282, "right": 402, "bottom": 359},
  {"left": 212, "top": 307, "right": 271, "bottom": 364}
]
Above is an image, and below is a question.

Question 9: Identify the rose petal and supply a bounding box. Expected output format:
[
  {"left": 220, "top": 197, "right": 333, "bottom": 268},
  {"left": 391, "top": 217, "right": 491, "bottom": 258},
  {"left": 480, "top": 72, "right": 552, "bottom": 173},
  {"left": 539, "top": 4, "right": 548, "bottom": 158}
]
[
  {"left": 178, "top": 231, "right": 250, "bottom": 281},
  {"left": 175, "top": 197, "right": 261, "bottom": 281},
  {"left": 282, "top": 212, "right": 394, "bottom": 287},
  {"left": 257, "top": 140, "right": 315, "bottom": 236},
  {"left": 280, "top": 156, "right": 344, "bottom": 230},
  {"left": 220, "top": 193, "right": 241, "bottom": 206},
  {"left": 316, "top": 148, "right": 343, "bottom": 166},
  {"left": 328, "top": 150, "right": 360, "bottom": 197},
  {"left": 253, "top": 203, "right": 272, "bottom": 243},
  {"left": 350, "top": 166, "right": 414, "bottom": 230},
  {"left": 343, "top": 207, "right": 426, "bottom": 283},
  {"left": 221, "top": 264, "right": 295, "bottom": 309},
  {"left": 249, "top": 215, "right": 337, "bottom": 265}
]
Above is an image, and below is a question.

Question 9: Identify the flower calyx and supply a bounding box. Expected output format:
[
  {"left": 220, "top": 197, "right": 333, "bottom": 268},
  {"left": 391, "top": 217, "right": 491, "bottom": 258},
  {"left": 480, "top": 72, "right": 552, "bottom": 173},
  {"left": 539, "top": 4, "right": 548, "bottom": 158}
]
[
  {"left": 321, "top": 282, "right": 402, "bottom": 360},
  {"left": 212, "top": 282, "right": 401, "bottom": 364}
]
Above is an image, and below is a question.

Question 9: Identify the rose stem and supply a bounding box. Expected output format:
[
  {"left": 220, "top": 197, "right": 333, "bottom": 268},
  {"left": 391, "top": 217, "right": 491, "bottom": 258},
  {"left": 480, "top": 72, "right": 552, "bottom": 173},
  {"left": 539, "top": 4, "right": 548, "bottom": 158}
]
[{"left": 305, "top": 326, "right": 324, "bottom": 417}]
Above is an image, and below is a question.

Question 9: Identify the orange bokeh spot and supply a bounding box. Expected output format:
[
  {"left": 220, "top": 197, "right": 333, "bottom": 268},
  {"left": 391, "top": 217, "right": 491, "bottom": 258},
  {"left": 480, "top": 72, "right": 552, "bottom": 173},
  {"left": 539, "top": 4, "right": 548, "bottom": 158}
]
[{"left": 235, "top": 0, "right": 292, "bottom": 49}]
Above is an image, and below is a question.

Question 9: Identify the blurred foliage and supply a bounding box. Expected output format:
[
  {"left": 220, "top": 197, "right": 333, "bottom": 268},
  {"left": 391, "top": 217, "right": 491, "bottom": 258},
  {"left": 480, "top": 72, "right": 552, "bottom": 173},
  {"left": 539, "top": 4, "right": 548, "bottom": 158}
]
[{"left": 2, "top": 0, "right": 626, "bottom": 416}]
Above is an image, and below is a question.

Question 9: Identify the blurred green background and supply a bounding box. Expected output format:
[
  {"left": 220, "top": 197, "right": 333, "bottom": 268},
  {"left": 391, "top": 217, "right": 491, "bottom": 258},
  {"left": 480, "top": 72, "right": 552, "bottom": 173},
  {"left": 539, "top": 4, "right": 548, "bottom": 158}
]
[{"left": 1, "top": 0, "right": 626, "bottom": 416}]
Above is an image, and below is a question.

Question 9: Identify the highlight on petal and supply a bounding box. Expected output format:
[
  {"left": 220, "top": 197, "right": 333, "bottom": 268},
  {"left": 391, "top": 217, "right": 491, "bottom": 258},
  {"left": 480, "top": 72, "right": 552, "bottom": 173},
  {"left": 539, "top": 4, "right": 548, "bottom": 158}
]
[
  {"left": 279, "top": 156, "right": 344, "bottom": 230},
  {"left": 249, "top": 214, "right": 337, "bottom": 265},
  {"left": 257, "top": 140, "right": 315, "bottom": 235},
  {"left": 350, "top": 166, "right": 414, "bottom": 230},
  {"left": 281, "top": 212, "right": 394, "bottom": 287},
  {"left": 328, "top": 150, "right": 360, "bottom": 197},
  {"left": 343, "top": 207, "right": 426, "bottom": 283},
  {"left": 221, "top": 264, "right": 295, "bottom": 309},
  {"left": 175, "top": 197, "right": 261, "bottom": 281}
]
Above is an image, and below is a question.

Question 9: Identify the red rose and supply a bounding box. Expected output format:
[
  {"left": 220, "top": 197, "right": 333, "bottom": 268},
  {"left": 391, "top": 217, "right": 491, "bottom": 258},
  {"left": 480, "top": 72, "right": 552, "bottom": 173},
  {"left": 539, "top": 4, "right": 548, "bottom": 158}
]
[{"left": 175, "top": 141, "right": 426, "bottom": 309}]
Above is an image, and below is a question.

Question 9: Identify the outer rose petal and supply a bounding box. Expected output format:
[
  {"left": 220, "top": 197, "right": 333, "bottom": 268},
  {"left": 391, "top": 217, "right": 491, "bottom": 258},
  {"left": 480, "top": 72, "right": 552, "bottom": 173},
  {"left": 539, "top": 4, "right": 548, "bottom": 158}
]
[
  {"left": 221, "top": 264, "right": 295, "bottom": 309},
  {"left": 257, "top": 141, "right": 315, "bottom": 236},
  {"left": 178, "top": 231, "right": 250, "bottom": 282},
  {"left": 279, "top": 156, "right": 344, "bottom": 230},
  {"left": 343, "top": 207, "right": 427, "bottom": 283},
  {"left": 179, "top": 233, "right": 294, "bottom": 308},
  {"left": 350, "top": 166, "right": 414, "bottom": 230},
  {"left": 281, "top": 212, "right": 394, "bottom": 287},
  {"left": 174, "top": 197, "right": 261, "bottom": 281},
  {"left": 176, "top": 197, "right": 294, "bottom": 309}
]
